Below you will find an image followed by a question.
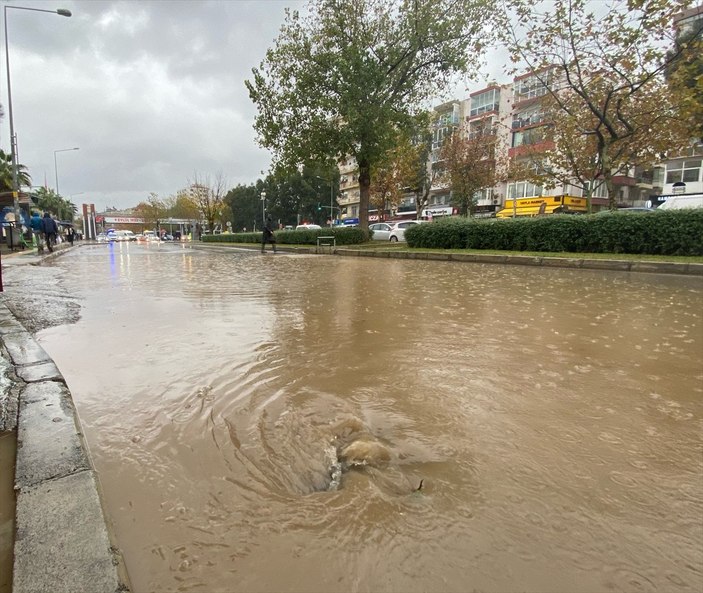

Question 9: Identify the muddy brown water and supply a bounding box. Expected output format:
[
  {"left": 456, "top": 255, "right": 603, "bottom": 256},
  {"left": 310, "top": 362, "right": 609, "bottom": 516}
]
[
  {"left": 34, "top": 242, "right": 702, "bottom": 593},
  {"left": 0, "top": 432, "right": 15, "bottom": 593}
]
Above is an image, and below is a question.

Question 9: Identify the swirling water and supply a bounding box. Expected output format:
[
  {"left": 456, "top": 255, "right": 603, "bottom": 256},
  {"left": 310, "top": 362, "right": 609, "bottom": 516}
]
[{"left": 37, "top": 241, "right": 702, "bottom": 593}]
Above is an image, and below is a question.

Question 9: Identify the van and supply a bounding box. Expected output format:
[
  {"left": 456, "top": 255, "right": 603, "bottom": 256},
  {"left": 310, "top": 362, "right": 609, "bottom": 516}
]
[{"left": 657, "top": 194, "right": 703, "bottom": 210}]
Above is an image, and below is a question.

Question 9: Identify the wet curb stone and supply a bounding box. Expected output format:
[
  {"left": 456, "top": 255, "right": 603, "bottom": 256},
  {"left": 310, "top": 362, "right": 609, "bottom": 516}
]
[
  {"left": 193, "top": 242, "right": 703, "bottom": 275},
  {"left": 333, "top": 248, "right": 703, "bottom": 275},
  {"left": 0, "top": 248, "right": 130, "bottom": 592}
]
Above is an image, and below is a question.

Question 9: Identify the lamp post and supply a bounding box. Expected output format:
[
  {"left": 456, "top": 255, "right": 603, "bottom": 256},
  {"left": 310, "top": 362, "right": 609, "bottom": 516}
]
[
  {"left": 5, "top": 5, "right": 72, "bottom": 227},
  {"left": 54, "top": 147, "right": 79, "bottom": 196},
  {"left": 261, "top": 191, "right": 266, "bottom": 225}
]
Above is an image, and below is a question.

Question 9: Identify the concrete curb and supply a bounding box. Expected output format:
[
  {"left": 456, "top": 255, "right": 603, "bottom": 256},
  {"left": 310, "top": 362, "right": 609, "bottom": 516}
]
[
  {"left": 0, "top": 300, "right": 130, "bottom": 592},
  {"left": 194, "top": 242, "right": 702, "bottom": 275},
  {"left": 334, "top": 248, "right": 703, "bottom": 275}
]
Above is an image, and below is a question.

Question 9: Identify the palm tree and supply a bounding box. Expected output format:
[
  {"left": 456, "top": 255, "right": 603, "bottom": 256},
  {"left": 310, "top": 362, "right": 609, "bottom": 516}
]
[
  {"left": 0, "top": 149, "right": 32, "bottom": 191},
  {"left": 33, "top": 187, "right": 63, "bottom": 216}
]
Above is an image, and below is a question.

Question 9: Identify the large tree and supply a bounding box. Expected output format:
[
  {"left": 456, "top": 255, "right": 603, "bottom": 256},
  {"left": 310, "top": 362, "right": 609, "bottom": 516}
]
[
  {"left": 225, "top": 166, "right": 337, "bottom": 231},
  {"left": 164, "top": 191, "right": 200, "bottom": 221},
  {"left": 666, "top": 20, "right": 703, "bottom": 142},
  {"left": 439, "top": 126, "right": 499, "bottom": 216},
  {"left": 188, "top": 172, "right": 228, "bottom": 232},
  {"left": 32, "top": 187, "right": 76, "bottom": 221},
  {"left": 503, "top": 0, "right": 697, "bottom": 209},
  {"left": 369, "top": 131, "right": 418, "bottom": 220},
  {"left": 246, "top": 0, "right": 495, "bottom": 230},
  {"left": 134, "top": 192, "right": 167, "bottom": 231}
]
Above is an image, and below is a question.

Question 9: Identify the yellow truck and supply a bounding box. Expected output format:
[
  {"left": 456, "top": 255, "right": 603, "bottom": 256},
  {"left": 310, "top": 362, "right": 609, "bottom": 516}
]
[{"left": 495, "top": 195, "right": 588, "bottom": 218}]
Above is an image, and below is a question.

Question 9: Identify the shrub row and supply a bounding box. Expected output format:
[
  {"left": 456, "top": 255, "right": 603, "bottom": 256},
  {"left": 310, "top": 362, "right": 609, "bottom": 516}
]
[
  {"left": 404, "top": 210, "right": 703, "bottom": 256},
  {"left": 201, "top": 226, "right": 369, "bottom": 246}
]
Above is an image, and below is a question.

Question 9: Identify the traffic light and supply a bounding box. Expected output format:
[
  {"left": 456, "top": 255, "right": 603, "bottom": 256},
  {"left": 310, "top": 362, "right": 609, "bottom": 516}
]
[{"left": 317, "top": 203, "right": 322, "bottom": 211}]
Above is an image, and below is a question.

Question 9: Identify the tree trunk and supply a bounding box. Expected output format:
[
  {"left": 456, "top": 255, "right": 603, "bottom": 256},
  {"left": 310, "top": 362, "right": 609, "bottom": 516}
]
[
  {"left": 605, "top": 175, "right": 617, "bottom": 210},
  {"left": 600, "top": 148, "right": 617, "bottom": 210},
  {"left": 585, "top": 186, "right": 593, "bottom": 214},
  {"left": 358, "top": 159, "right": 371, "bottom": 231}
]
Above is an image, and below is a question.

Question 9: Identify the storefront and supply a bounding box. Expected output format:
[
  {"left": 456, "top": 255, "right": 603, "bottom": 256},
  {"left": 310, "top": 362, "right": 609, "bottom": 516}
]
[{"left": 420, "top": 206, "right": 455, "bottom": 220}]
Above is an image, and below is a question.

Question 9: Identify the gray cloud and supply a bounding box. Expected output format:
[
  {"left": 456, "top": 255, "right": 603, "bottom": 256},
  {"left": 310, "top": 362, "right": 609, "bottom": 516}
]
[
  {"left": 3, "top": 0, "right": 508, "bottom": 212},
  {"left": 3, "top": 0, "right": 300, "bottom": 210}
]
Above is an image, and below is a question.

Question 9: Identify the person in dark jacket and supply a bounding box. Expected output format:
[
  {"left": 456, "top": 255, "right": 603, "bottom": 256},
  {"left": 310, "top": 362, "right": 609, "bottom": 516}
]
[
  {"left": 66, "top": 226, "right": 75, "bottom": 246},
  {"left": 261, "top": 217, "right": 276, "bottom": 253},
  {"left": 41, "top": 213, "right": 58, "bottom": 252}
]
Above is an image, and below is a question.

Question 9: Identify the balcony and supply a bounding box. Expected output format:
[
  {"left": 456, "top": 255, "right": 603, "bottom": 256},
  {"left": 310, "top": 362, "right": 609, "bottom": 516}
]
[
  {"left": 338, "top": 194, "right": 359, "bottom": 206},
  {"left": 508, "top": 140, "right": 554, "bottom": 158}
]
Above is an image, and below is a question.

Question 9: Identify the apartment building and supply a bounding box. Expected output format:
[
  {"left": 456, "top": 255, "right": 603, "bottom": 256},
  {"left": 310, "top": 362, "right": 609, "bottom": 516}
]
[
  {"left": 338, "top": 157, "right": 360, "bottom": 223},
  {"left": 649, "top": 4, "right": 703, "bottom": 208},
  {"left": 422, "top": 100, "right": 462, "bottom": 219},
  {"left": 337, "top": 53, "right": 694, "bottom": 222}
]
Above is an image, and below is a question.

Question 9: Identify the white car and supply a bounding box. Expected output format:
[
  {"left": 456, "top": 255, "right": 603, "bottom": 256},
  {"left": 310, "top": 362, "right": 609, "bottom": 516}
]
[
  {"left": 370, "top": 220, "right": 425, "bottom": 242},
  {"left": 295, "top": 224, "right": 322, "bottom": 230},
  {"left": 369, "top": 222, "right": 393, "bottom": 240}
]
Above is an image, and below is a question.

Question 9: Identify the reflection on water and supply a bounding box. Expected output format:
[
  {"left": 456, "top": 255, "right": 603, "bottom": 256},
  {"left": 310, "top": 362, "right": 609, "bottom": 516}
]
[{"left": 39, "top": 242, "right": 702, "bottom": 592}]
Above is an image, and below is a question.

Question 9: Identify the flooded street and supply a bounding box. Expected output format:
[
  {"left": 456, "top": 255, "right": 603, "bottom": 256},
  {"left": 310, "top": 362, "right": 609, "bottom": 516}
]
[{"left": 17, "top": 242, "right": 703, "bottom": 592}]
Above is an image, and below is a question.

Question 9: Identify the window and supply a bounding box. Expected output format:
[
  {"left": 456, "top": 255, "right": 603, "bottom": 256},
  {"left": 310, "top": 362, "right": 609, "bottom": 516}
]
[
  {"left": 508, "top": 181, "right": 543, "bottom": 199},
  {"left": 512, "top": 128, "right": 545, "bottom": 147},
  {"left": 666, "top": 159, "right": 701, "bottom": 184},
  {"left": 470, "top": 89, "right": 500, "bottom": 117},
  {"left": 514, "top": 74, "right": 550, "bottom": 101},
  {"left": 512, "top": 108, "right": 547, "bottom": 129},
  {"left": 434, "top": 104, "right": 460, "bottom": 127},
  {"left": 586, "top": 180, "right": 608, "bottom": 198},
  {"left": 432, "top": 126, "right": 456, "bottom": 150},
  {"left": 469, "top": 118, "right": 495, "bottom": 140},
  {"left": 474, "top": 188, "right": 494, "bottom": 202},
  {"left": 351, "top": 206, "right": 358, "bottom": 217}
]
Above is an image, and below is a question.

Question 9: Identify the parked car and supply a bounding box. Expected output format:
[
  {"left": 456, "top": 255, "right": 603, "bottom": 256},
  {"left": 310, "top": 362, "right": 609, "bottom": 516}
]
[
  {"left": 389, "top": 220, "right": 426, "bottom": 242},
  {"left": 370, "top": 220, "right": 426, "bottom": 242},
  {"left": 595, "top": 207, "right": 656, "bottom": 214},
  {"left": 369, "top": 222, "right": 393, "bottom": 241},
  {"left": 295, "top": 224, "right": 322, "bottom": 230}
]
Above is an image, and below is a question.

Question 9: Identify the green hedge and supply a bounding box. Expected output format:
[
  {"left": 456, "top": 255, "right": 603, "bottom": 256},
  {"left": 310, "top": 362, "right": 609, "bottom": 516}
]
[
  {"left": 201, "top": 227, "right": 369, "bottom": 245},
  {"left": 404, "top": 210, "right": 703, "bottom": 256}
]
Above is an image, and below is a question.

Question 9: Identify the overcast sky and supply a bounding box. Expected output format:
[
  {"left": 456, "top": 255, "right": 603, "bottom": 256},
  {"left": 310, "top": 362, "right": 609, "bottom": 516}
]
[{"left": 2, "top": 0, "right": 506, "bottom": 212}]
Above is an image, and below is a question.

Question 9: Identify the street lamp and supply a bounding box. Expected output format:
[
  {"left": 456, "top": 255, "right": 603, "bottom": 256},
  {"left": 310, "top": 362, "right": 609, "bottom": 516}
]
[
  {"left": 5, "top": 5, "right": 72, "bottom": 227},
  {"left": 261, "top": 191, "right": 266, "bottom": 225},
  {"left": 54, "top": 147, "right": 79, "bottom": 196}
]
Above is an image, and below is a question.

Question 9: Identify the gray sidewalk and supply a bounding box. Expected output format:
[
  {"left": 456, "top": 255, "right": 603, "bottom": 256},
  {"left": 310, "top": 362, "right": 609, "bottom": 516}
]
[{"left": 0, "top": 245, "right": 130, "bottom": 593}]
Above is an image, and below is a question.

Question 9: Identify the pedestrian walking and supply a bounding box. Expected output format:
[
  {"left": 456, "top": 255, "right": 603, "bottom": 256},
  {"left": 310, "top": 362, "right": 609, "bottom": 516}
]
[
  {"left": 41, "top": 212, "right": 59, "bottom": 253},
  {"left": 29, "top": 211, "right": 45, "bottom": 253},
  {"left": 261, "top": 217, "right": 277, "bottom": 253},
  {"left": 67, "top": 226, "right": 75, "bottom": 246}
]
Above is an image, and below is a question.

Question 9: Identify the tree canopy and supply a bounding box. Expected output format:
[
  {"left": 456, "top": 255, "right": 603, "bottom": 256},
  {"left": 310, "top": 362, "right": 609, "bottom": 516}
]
[
  {"left": 0, "top": 149, "right": 31, "bottom": 191},
  {"left": 31, "top": 187, "right": 77, "bottom": 221},
  {"left": 666, "top": 18, "right": 703, "bottom": 142},
  {"left": 246, "top": 0, "right": 495, "bottom": 229},
  {"left": 439, "top": 127, "right": 499, "bottom": 216}
]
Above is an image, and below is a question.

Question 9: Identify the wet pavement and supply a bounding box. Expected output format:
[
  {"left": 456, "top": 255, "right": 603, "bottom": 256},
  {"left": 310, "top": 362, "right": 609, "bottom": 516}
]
[
  {"left": 0, "top": 243, "right": 129, "bottom": 593},
  {"left": 1, "top": 241, "right": 702, "bottom": 593}
]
